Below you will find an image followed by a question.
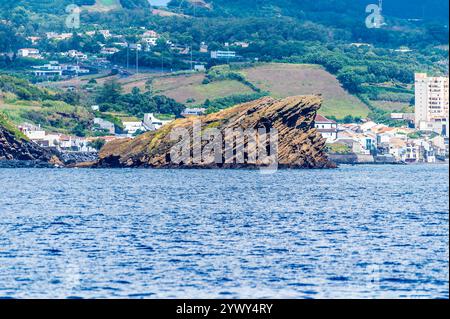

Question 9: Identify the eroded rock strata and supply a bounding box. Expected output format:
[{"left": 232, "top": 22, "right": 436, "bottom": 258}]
[
  {"left": 0, "top": 124, "right": 61, "bottom": 166},
  {"left": 96, "top": 96, "right": 336, "bottom": 169}
]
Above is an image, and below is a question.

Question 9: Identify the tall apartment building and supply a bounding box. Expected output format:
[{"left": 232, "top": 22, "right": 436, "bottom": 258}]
[{"left": 414, "top": 73, "right": 449, "bottom": 137}]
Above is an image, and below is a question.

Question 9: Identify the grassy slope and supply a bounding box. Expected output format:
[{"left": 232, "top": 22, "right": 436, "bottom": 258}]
[
  {"left": 241, "top": 63, "right": 369, "bottom": 118},
  {"left": 371, "top": 101, "right": 412, "bottom": 112},
  {"left": 0, "top": 95, "right": 92, "bottom": 134},
  {"left": 83, "top": 0, "right": 121, "bottom": 12},
  {"left": 121, "top": 73, "right": 254, "bottom": 105},
  {"left": 154, "top": 76, "right": 253, "bottom": 105},
  {"left": 48, "top": 63, "right": 372, "bottom": 119},
  {"left": 135, "top": 63, "right": 370, "bottom": 118},
  {"left": 0, "top": 111, "right": 28, "bottom": 141}
]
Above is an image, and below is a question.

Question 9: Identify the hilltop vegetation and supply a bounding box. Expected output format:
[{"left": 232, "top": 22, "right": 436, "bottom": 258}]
[
  {"left": 1, "top": 73, "right": 185, "bottom": 135},
  {"left": 0, "top": 0, "right": 448, "bottom": 125},
  {"left": 0, "top": 111, "right": 27, "bottom": 140}
]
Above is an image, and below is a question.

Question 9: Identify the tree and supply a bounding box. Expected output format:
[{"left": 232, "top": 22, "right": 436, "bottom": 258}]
[
  {"left": 88, "top": 138, "right": 106, "bottom": 151},
  {"left": 97, "top": 80, "right": 123, "bottom": 104},
  {"left": 11, "top": 7, "right": 30, "bottom": 27},
  {"left": 337, "top": 70, "right": 364, "bottom": 93},
  {"left": 145, "top": 79, "right": 153, "bottom": 94}
]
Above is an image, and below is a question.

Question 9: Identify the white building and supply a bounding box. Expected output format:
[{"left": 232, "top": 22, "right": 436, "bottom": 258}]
[
  {"left": 211, "top": 51, "right": 236, "bottom": 59},
  {"left": 32, "top": 62, "right": 63, "bottom": 77},
  {"left": 93, "top": 118, "right": 115, "bottom": 134},
  {"left": 64, "top": 50, "right": 88, "bottom": 60},
  {"left": 414, "top": 73, "right": 449, "bottom": 137},
  {"left": 199, "top": 42, "right": 208, "bottom": 53},
  {"left": 314, "top": 115, "right": 337, "bottom": 142},
  {"left": 143, "top": 113, "right": 172, "bottom": 131},
  {"left": 359, "top": 121, "right": 378, "bottom": 132},
  {"left": 18, "top": 123, "right": 46, "bottom": 140},
  {"left": 123, "top": 121, "right": 146, "bottom": 136},
  {"left": 142, "top": 37, "right": 158, "bottom": 47},
  {"left": 182, "top": 108, "right": 206, "bottom": 117},
  {"left": 17, "top": 48, "right": 42, "bottom": 59},
  {"left": 98, "top": 30, "right": 112, "bottom": 38},
  {"left": 194, "top": 65, "right": 206, "bottom": 72},
  {"left": 45, "top": 32, "right": 73, "bottom": 41},
  {"left": 101, "top": 47, "right": 120, "bottom": 55}
]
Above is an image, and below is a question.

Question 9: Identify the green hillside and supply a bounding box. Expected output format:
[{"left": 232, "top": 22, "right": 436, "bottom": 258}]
[{"left": 112, "top": 63, "right": 370, "bottom": 118}]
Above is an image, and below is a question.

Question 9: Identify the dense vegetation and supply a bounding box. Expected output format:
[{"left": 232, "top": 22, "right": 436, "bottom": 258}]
[
  {"left": 0, "top": 0, "right": 448, "bottom": 125},
  {"left": 95, "top": 80, "right": 185, "bottom": 118},
  {"left": 120, "top": 0, "right": 150, "bottom": 9}
]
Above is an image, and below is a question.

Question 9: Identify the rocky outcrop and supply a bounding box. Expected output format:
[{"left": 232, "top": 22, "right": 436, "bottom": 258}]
[
  {"left": 96, "top": 96, "right": 336, "bottom": 169},
  {"left": 60, "top": 152, "right": 98, "bottom": 165},
  {"left": 0, "top": 119, "right": 61, "bottom": 166}
]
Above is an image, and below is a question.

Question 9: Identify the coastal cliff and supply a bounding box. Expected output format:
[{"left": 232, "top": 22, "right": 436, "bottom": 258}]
[
  {"left": 0, "top": 113, "right": 61, "bottom": 166},
  {"left": 96, "top": 96, "right": 336, "bottom": 169}
]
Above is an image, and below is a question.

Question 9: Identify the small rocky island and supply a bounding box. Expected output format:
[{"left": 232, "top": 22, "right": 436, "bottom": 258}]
[{"left": 94, "top": 95, "right": 335, "bottom": 169}]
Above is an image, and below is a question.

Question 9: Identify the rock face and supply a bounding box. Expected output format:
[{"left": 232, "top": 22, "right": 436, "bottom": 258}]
[
  {"left": 0, "top": 122, "right": 61, "bottom": 165},
  {"left": 96, "top": 96, "right": 336, "bottom": 169}
]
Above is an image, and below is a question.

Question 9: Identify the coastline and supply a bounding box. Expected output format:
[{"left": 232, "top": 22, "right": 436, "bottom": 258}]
[{"left": 1, "top": 159, "right": 447, "bottom": 169}]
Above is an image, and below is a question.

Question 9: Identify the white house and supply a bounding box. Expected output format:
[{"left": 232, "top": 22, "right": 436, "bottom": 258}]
[
  {"left": 17, "top": 48, "right": 42, "bottom": 59},
  {"left": 98, "top": 30, "right": 112, "bottom": 38},
  {"left": 18, "top": 123, "right": 46, "bottom": 140},
  {"left": 32, "top": 62, "right": 63, "bottom": 77},
  {"left": 46, "top": 32, "right": 73, "bottom": 41},
  {"left": 182, "top": 108, "right": 206, "bottom": 117},
  {"left": 123, "top": 121, "right": 146, "bottom": 136},
  {"left": 194, "top": 64, "right": 206, "bottom": 72},
  {"left": 314, "top": 115, "right": 337, "bottom": 142},
  {"left": 357, "top": 132, "right": 377, "bottom": 155},
  {"left": 211, "top": 51, "right": 236, "bottom": 59},
  {"left": 359, "top": 121, "right": 378, "bottom": 132},
  {"left": 142, "top": 37, "right": 158, "bottom": 47},
  {"left": 101, "top": 47, "right": 120, "bottom": 55},
  {"left": 143, "top": 113, "right": 173, "bottom": 131},
  {"left": 199, "top": 42, "right": 208, "bottom": 53},
  {"left": 64, "top": 50, "right": 88, "bottom": 60},
  {"left": 93, "top": 118, "right": 115, "bottom": 134}
]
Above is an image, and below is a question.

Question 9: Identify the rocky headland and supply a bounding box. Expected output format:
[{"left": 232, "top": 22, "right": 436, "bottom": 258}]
[{"left": 0, "top": 113, "right": 62, "bottom": 167}]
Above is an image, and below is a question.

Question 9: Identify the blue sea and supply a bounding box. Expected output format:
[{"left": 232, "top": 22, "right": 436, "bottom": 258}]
[{"left": 0, "top": 165, "right": 448, "bottom": 299}]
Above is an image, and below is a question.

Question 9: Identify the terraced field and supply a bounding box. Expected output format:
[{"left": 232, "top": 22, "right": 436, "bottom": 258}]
[
  {"left": 241, "top": 63, "right": 370, "bottom": 118},
  {"left": 48, "top": 63, "right": 371, "bottom": 119},
  {"left": 83, "top": 0, "right": 121, "bottom": 12}
]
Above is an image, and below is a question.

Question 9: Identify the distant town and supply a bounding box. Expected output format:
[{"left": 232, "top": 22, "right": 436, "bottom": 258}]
[
  {"left": 1, "top": 20, "right": 449, "bottom": 165},
  {"left": 9, "top": 28, "right": 236, "bottom": 80}
]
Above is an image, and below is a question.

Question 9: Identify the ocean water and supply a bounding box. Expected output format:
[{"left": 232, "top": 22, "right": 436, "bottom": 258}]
[{"left": 0, "top": 165, "right": 448, "bottom": 299}]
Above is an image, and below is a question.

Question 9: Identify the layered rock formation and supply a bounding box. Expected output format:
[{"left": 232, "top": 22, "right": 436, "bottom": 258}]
[
  {"left": 96, "top": 96, "right": 336, "bottom": 169},
  {"left": 0, "top": 114, "right": 61, "bottom": 166}
]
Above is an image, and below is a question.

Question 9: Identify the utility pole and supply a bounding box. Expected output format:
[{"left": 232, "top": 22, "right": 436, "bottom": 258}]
[
  {"left": 190, "top": 45, "right": 193, "bottom": 71},
  {"left": 76, "top": 55, "right": 79, "bottom": 80},
  {"left": 136, "top": 44, "right": 139, "bottom": 75},
  {"left": 126, "top": 43, "right": 129, "bottom": 70}
]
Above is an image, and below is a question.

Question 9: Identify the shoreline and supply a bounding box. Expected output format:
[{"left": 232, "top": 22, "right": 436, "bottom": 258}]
[{"left": 1, "top": 159, "right": 448, "bottom": 169}]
